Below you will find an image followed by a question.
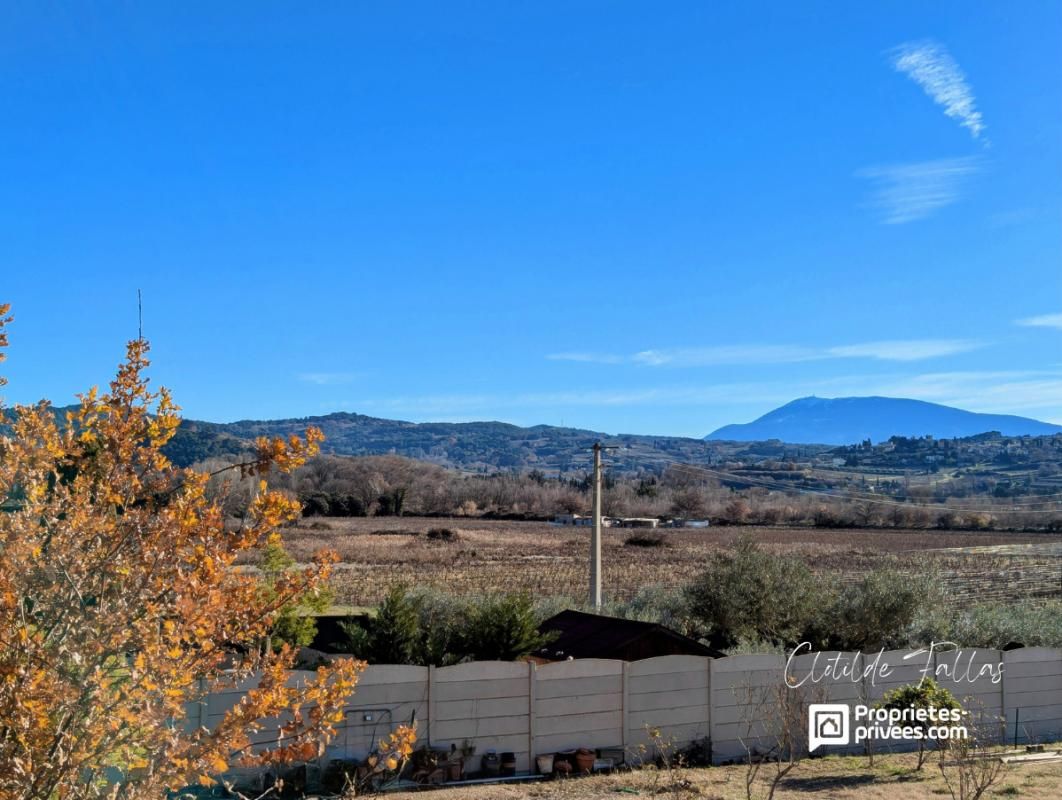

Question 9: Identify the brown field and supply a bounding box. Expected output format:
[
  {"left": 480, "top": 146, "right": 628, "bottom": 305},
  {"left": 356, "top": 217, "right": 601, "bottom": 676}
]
[
  {"left": 381, "top": 747, "right": 1062, "bottom": 800},
  {"left": 266, "top": 518, "right": 1062, "bottom": 607}
]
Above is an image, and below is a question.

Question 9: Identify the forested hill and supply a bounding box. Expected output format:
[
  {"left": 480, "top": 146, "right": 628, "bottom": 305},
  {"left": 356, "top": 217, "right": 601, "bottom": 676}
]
[
  {"left": 7, "top": 405, "right": 1062, "bottom": 481},
  {"left": 162, "top": 411, "right": 797, "bottom": 474}
]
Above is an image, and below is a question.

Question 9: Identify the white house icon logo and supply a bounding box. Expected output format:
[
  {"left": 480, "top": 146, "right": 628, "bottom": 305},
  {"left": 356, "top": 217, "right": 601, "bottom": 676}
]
[{"left": 809, "top": 704, "right": 850, "bottom": 752}]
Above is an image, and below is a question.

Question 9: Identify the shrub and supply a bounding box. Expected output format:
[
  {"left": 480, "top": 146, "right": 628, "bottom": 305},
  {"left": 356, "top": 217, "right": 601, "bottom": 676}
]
[
  {"left": 337, "top": 588, "right": 554, "bottom": 665},
  {"left": 936, "top": 510, "right": 959, "bottom": 530},
  {"left": 302, "top": 492, "right": 331, "bottom": 517},
  {"left": 458, "top": 592, "right": 556, "bottom": 662},
  {"left": 411, "top": 590, "right": 468, "bottom": 666},
  {"left": 600, "top": 585, "right": 696, "bottom": 638},
  {"left": 300, "top": 492, "right": 369, "bottom": 517},
  {"left": 943, "top": 600, "right": 1062, "bottom": 649},
  {"left": 339, "top": 585, "right": 422, "bottom": 664},
  {"left": 812, "top": 504, "right": 851, "bottom": 527},
  {"left": 669, "top": 486, "right": 709, "bottom": 519},
  {"left": 819, "top": 566, "right": 931, "bottom": 651},
  {"left": 427, "top": 527, "right": 459, "bottom": 541},
  {"left": 685, "top": 535, "right": 821, "bottom": 649},
  {"left": 624, "top": 532, "right": 668, "bottom": 548},
  {"left": 757, "top": 506, "right": 783, "bottom": 525},
  {"left": 875, "top": 678, "right": 961, "bottom": 768},
  {"left": 722, "top": 498, "right": 750, "bottom": 524},
  {"left": 260, "top": 537, "right": 332, "bottom": 649}
]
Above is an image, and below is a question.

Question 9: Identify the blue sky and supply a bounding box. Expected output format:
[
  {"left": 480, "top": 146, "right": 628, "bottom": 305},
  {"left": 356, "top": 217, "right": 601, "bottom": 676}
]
[{"left": 2, "top": 2, "right": 1061, "bottom": 437}]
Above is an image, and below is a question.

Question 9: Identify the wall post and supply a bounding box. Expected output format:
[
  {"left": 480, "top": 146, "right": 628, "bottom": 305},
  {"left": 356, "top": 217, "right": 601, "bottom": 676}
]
[
  {"left": 705, "top": 656, "right": 712, "bottom": 755},
  {"left": 427, "top": 664, "right": 437, "bottom": 748},
  {"left": 528, "top": 661, "right": 538, "bottom": 760},
  {"left": 708, "top": 657, "right": 717, "bottom": 762},
  {"left": 621, "top": 661, "right": 630, "bottom": 751}
]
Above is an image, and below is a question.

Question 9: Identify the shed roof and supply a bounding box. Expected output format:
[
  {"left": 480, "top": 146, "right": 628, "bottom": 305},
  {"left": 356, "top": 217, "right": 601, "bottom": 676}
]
[{"left": 535, "top": 609, "right": 723, "bottom": 661}]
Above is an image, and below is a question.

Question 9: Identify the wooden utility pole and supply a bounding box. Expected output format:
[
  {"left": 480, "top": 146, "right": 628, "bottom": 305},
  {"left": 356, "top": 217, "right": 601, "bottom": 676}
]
[{"left": 590, "top": 442, "right": 603, "bottom": 610}]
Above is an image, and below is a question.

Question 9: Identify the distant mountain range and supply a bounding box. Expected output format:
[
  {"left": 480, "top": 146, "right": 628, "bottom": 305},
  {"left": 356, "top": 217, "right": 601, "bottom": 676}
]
[
  {"left": 10, "top": 396, "right": 1059, "bottom": 472},
  {"left": 162, "top": 411, "right": 777, "bottom": 474},
  {"left": 705, "top": 396, "right": 1062, "bottom": 445}
]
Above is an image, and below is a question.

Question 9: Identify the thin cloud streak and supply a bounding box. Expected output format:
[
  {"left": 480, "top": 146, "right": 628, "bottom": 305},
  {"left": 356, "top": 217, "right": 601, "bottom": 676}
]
[
  {"left": 857, "top": 157, "right": 981, "bottom": 224},
  {"left": 548, "top": 338, "right": 984, "bottom": 367},
  {"left": 353, "top": 383, "right": 799, "bottom": 415},
  {"left": 347, "top": 369, "right": 1062, "bottom": 423},
  {"left": 631, "top": 345, "right": 820, "bottom": 367},
  {"left": 841, "top": 370, "right": 1062, "bottom": 418},
  {"left": 1016, "top": 312, "right": 1062, "bottom": 330},
  {"left": 826, "top": 339, "right": 981, "bottom": 361},
  {"left": 891, "top": 40, "right": 985, "bottom": 139}
]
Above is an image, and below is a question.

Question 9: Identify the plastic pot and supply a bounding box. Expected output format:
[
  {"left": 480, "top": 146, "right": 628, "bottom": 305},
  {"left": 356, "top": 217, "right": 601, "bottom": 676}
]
[{"left": 536, "top": 753, "right": 554, "bottom": 774}]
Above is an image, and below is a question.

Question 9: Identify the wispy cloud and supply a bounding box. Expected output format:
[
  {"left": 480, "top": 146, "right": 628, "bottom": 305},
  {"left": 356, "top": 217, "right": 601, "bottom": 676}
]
[
  {"left": 352, "top": 383, "right": 797, "bottom": 415},
  {"left": 857, "top": 157, "right": 981, "bottom": 224},
  {"left": 548, "top": 338, "right": 984, "bottom": 367},
  {"left": 826, "top": 339, "right": 981, "bottom": 361},
  {"left": 844, "top": 370, "right": 1062, "bottom": 420},
  {"left": 631, "top": 345, "right": 820, "bottom": 367},
  {"left": 297, "top": 371, "right": 359, "bottom": 386},
  {"left": 345, "top": 369, "right": 1062, "bottom": 425},
  {"left": 891, "top": 40, "right": 985, "bottom": 139},
  {"left": 1016, "top": 312, "right": 1062, "bottom": 330}
]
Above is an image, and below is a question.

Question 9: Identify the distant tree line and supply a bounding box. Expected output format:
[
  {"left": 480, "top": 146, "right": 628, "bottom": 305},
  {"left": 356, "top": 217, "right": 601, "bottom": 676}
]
[{"left": 193, "top": 453, "right": 1062, "bottom": 532}]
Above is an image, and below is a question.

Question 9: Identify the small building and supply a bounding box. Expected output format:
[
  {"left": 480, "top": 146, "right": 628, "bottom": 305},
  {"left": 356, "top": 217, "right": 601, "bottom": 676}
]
[
  {"left": 533, "top": 609, "right": 723, "bottom": 662},
  {"left": 553, "top": 513, "right": 613, "bottom": 527},
  {"left": 619, "top": 517, "right": 659, "bottom": 529},
  {"left": 574, "top": 515, "right": 614, "bottom": 527}
]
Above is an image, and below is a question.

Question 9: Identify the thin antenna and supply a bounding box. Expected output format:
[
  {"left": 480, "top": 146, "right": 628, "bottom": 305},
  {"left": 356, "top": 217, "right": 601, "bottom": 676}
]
[{"left": 137, "top": 289, "right": 143, "bottom": 341}]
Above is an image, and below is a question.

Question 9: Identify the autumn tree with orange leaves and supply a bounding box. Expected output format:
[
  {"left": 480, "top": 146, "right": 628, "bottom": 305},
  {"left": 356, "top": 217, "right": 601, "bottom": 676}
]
[{"left": 0, "top": 304, "right": 400, "bottom": 799}]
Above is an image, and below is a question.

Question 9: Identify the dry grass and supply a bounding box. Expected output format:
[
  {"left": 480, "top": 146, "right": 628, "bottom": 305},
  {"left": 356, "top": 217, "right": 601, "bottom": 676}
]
[
  {"left": 381, "top": 747, "right": 1062, "bottom": 799},
  {"left": 257, "top": 518, "right": 1062, "bottom": 607}
]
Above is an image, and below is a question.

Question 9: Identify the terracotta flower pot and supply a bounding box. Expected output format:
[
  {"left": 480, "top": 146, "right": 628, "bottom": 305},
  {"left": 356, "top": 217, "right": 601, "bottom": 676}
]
[{"left": 574, "top": 748, "right": 595, "bottom": 773}]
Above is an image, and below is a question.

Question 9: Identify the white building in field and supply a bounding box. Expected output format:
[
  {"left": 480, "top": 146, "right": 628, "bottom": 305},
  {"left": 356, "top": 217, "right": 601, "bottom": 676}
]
[
  {"left": 552, "top": 513, "right": 614, "bottom": 527},
  {"left": 618, "top": 517, "right": 659, "bottom": 529}
]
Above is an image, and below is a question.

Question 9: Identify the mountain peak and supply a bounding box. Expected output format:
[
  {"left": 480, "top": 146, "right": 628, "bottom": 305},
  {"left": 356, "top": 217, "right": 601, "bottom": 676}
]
[{"left": 705, "top": 396, "right": 1062, "bottom": 445}]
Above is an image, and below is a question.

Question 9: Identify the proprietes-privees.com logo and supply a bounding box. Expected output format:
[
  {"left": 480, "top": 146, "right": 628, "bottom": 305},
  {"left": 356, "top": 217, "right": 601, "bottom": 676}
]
[{"left": 809, "top": 703, "right": 968, "bottom": 752}]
